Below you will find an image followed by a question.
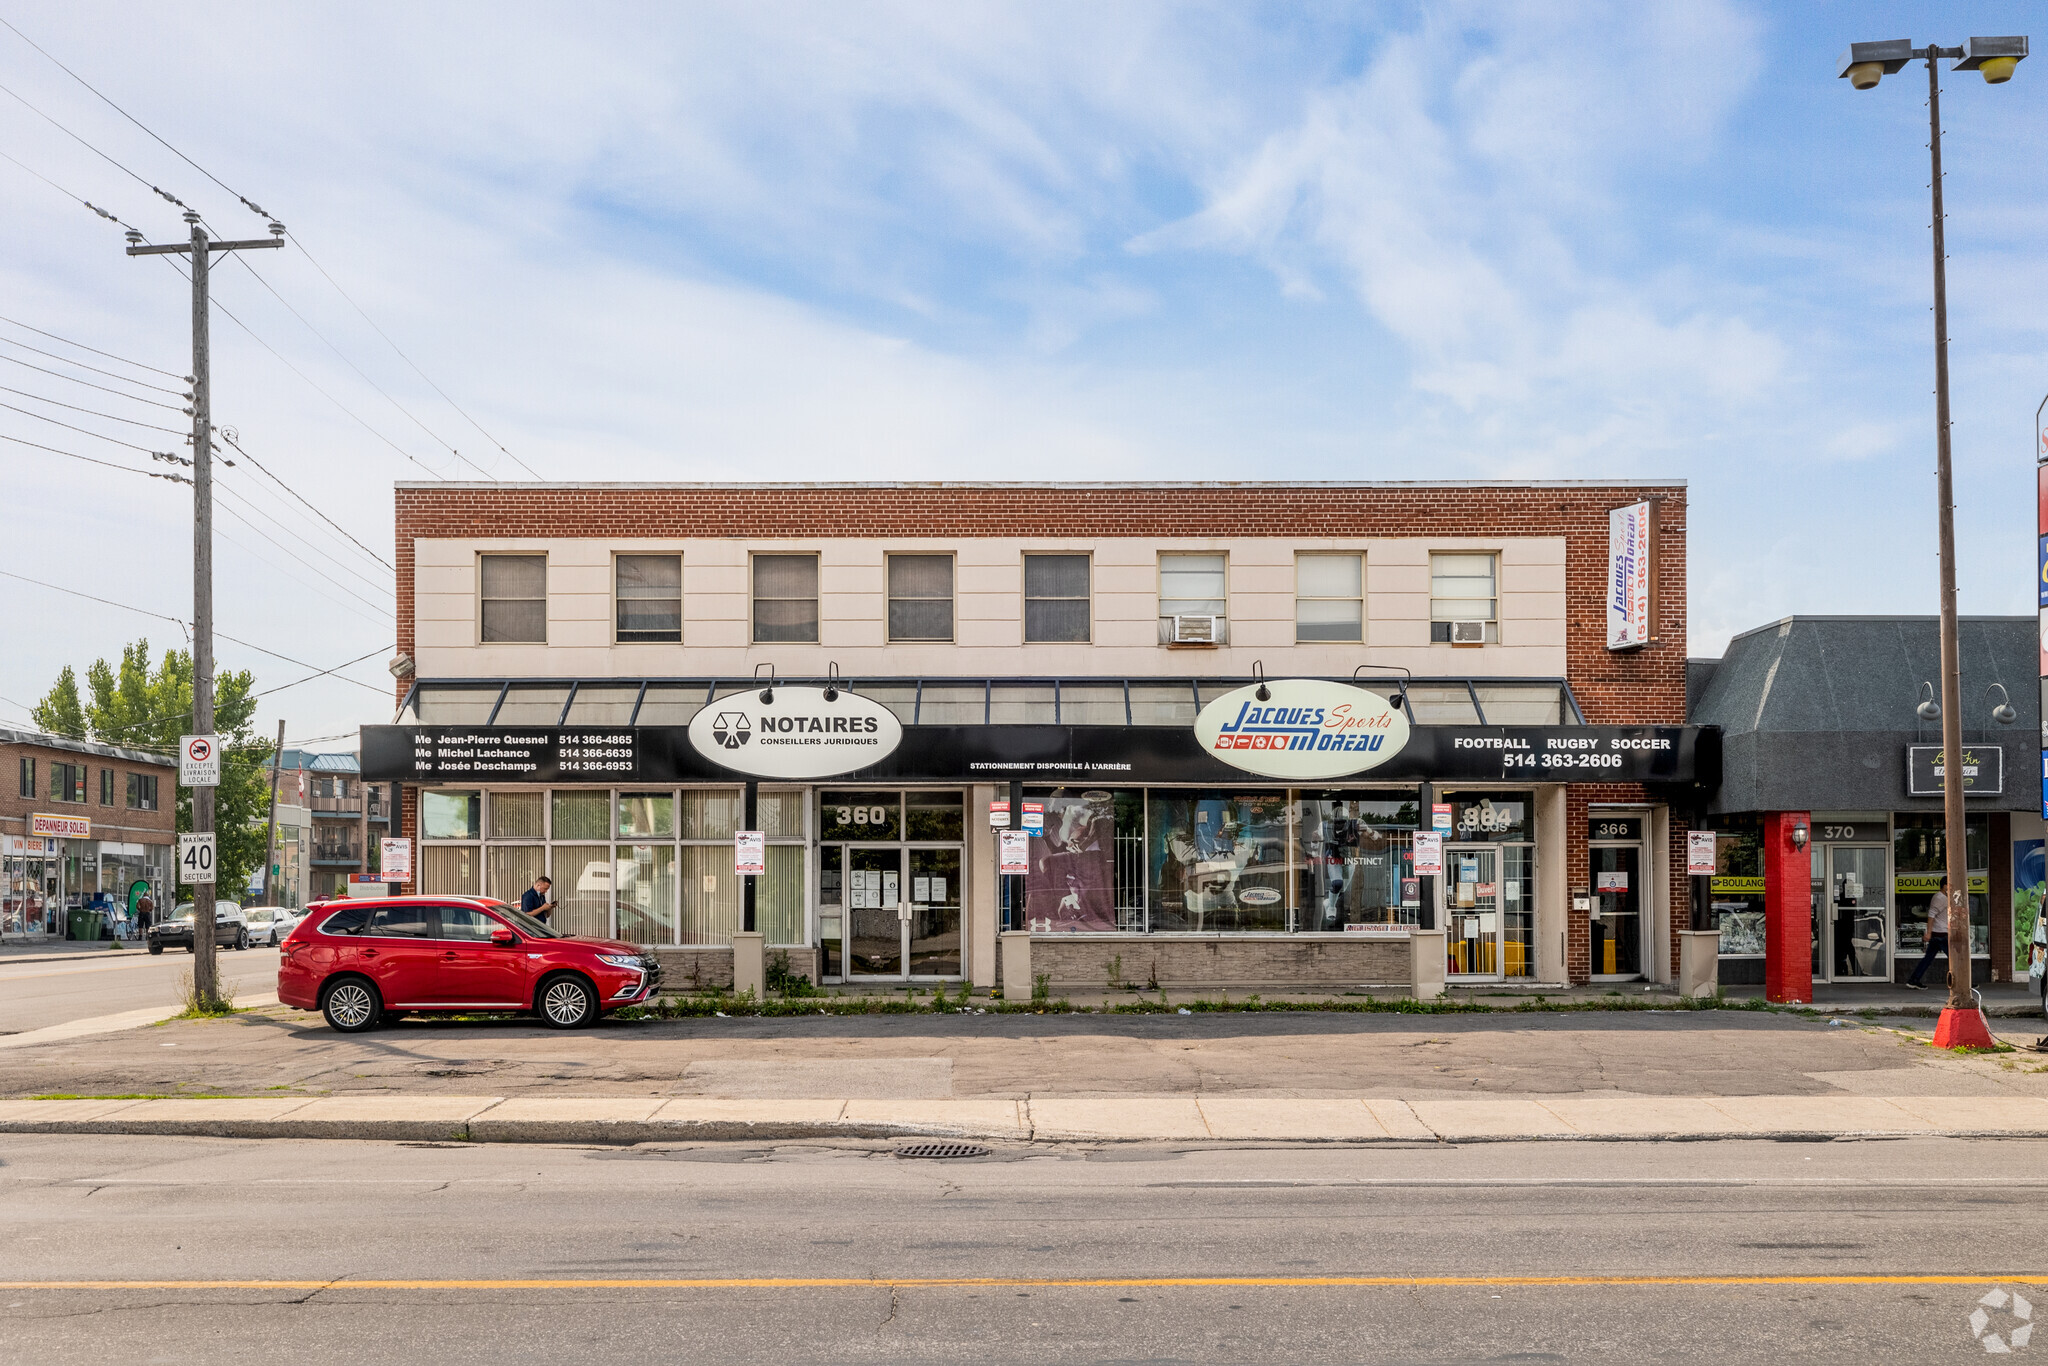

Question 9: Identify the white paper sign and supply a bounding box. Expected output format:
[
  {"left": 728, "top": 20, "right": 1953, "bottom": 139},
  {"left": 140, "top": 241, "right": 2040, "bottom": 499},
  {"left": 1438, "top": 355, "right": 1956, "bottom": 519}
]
[
  {"left": 378, "top": 837, "right": 413, "bottom": 881},
  {"left": 929, "top": 877, "right": 946, "bottom": 903},
  {"left": 176, "top": 832, "right": 215, "bottom": 885},
  {"left": 1687, "top": 829, "right": 1718, "bottom": 876},
  {"left": 179, "top": 734, "right": 220, "bottom": 787},
  {"left": 998, "top": 829, "right": 1030, "bottom": 875},
  {"left": 1411, "top": 832, "right": 1444, "bottom": 876},
  {"left": 734, "top": 830, "right": 765, "bottom": 876},
  {"left": 1596, "top": 871, "right": 1629, "bottom": 892},
  {"left": 913, "top": 877, "right": 931, "bottom": 902}
]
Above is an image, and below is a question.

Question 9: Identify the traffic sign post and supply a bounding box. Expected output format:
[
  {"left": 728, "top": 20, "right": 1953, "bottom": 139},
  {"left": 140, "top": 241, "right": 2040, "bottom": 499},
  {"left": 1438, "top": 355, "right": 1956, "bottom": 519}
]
[
  {"left": 177, "top": 833, "right": 217, "bottom": 886},
  {"left": 179, "top": 735, "right": 221, "bottom": 787}
]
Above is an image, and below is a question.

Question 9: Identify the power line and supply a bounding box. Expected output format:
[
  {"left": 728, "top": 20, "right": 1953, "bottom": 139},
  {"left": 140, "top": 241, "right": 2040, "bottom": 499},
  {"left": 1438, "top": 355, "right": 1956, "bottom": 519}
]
[
  {"left": 0, "top": 313, "right": 185, "bottom": 381},
  {"left": 0, "top": 382, "right": 187, "bottom": 434},
  {"left": 216, "top": 430, "right": 395, "bottom": 572},
  {"left": 0, "top": 144, "right": 148, "bottom": 239},
  {"left": 0, "top": 13, "right": 539, "bottom": 480},
  {"left": 257, "top": 646, "right": 391, "bottom": 699},
  {"left": 0, "top": 353, "right": 189, "bottom": 411},
  {"left": 0, "top": 76, "right": 188, "bottom": 218},
  {"left": 0, "top": 335, "right": 185, "bottom": 395},
  {"left": 211, "top": 481, "right": 394, "bottom": 606},
  {"left": 0, "top": 396, "right": 179, "bottom": 452},
  {"left": 0, "top": 568, "right": 391, "bottom": 695},
  {"left": 210, "top": 517, "right": 393, "bottom": 635},
  {"left": 0, "top": 431, "right": 189, "bottom": 484},
  {"left": 227, "top": 253, "right": 496, "bottom": 480}
]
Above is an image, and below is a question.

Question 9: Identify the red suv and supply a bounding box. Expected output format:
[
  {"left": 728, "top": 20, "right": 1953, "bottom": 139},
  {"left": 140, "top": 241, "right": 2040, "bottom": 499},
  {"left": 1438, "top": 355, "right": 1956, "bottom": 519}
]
[{"left": 278, "top": 896, "right": 661, "bottom": 1032}]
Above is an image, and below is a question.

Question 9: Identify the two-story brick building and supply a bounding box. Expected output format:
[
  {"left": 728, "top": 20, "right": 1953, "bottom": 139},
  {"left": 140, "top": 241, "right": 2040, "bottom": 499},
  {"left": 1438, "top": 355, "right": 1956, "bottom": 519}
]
[
  {"left": 3, "top": 726, "right": 176, "bottom": 938},
  {"left": 363, "top": 481, "right": 1715, "bottom": 995}
]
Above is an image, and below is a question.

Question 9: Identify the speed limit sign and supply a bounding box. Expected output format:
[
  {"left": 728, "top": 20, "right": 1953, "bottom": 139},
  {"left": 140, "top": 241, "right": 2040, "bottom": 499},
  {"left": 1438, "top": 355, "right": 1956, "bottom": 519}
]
[{"left": 177, "top": 833, "right": 216, "bottom": 885}]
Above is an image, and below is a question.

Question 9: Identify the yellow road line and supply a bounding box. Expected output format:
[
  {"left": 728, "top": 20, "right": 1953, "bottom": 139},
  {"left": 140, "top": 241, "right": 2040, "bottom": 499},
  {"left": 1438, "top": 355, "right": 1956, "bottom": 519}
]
[{"left": 2, "top": 1275, "right": 2046, "bottom": 1291}]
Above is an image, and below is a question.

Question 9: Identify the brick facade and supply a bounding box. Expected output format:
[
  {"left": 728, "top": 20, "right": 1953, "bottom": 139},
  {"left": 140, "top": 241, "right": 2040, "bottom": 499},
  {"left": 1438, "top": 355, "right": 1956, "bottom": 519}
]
[{"left": 1, "top": 733, "right": 175, "bottom": 847}]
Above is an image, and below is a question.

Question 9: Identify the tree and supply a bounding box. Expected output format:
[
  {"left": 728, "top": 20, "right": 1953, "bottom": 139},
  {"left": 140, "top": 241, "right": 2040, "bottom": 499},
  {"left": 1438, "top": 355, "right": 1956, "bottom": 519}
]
[
  {"left": 43, "top": 639, "right": 272, "bottom": 898},
  {"left": 31, "top": 666, "right": 87, "bottom": 739}
]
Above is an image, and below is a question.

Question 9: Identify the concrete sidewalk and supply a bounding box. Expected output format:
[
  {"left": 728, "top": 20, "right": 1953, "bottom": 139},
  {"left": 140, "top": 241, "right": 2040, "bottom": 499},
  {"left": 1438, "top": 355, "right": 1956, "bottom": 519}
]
[{"left": 5, "top": 1091, "right": 2048, "bottom": 1146}]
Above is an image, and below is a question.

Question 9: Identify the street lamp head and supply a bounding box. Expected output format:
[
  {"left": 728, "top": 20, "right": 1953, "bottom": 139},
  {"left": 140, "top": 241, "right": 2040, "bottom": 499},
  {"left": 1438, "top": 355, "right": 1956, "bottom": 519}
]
[
  {"left": 1956, "top": 36, "right": 2028, "bottom": 83},
  {"left": 1838, "top": 38, "right": 1913, "bottom": 89}
]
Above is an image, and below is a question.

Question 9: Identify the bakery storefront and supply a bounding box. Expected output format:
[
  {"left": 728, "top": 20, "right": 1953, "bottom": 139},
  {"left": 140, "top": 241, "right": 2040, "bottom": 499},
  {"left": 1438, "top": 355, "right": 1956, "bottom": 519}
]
[{"left": 365, "top": 674, "right": 1715, "bottom": 994}]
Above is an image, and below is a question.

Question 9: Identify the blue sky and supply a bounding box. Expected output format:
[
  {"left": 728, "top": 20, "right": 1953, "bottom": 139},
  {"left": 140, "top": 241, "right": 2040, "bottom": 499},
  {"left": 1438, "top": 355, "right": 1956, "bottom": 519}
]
[{"left": 2, "top": 1, "right": 2046, "bottom": 744}]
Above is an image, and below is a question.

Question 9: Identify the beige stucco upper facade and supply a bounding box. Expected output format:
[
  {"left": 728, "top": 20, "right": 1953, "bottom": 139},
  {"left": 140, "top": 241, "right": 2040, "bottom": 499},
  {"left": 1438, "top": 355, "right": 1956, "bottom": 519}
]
[{"left": 410, "top": 534, "right": 1569, "bottom": 679}]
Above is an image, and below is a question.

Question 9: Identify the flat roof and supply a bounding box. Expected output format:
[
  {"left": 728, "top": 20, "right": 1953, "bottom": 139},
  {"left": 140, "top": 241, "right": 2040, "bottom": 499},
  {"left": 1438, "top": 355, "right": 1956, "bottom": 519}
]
[
  {"left": 393, "top": 479, "right": 1687, "bottom": 491},
  {"left": 0, "top": 724, "right": 175, "bottom": 767}
]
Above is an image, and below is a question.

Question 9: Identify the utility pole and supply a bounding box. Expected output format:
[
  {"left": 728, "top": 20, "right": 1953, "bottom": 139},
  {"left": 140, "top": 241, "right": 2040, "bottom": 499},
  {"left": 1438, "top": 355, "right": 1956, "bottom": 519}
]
[
  {"left": 1923, "top": 53, "right": 1971, "bottom": 1018},
  {"left": 127, "top": 212, "right": 281, "bottom": 1006},
  {"left": 261, "top": 718, "right": 286, "bottom": 907}
]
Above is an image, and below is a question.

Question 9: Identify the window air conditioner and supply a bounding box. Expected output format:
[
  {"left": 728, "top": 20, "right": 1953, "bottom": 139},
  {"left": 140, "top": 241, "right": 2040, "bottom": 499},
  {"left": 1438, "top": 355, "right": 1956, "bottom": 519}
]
[
  {"left": 1170, "top": 614, "right": 1220, "bottom": 644},
  {"left": 1449, "top": 619, "right": 1488, "bottom": 645}
]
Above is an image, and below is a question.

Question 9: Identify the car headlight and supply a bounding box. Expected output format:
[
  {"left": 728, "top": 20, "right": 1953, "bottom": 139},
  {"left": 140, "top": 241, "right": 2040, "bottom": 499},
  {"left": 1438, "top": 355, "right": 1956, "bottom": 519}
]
[{"left": 595, "top": 953, "right": 644, "bottom": 969}]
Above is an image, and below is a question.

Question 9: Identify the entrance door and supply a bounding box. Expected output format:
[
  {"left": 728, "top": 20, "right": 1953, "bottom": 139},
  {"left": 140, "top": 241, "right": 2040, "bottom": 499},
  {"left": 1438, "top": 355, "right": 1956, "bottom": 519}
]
[
  {"left": 846, "top": 847, "right": 903, "bottom": 978},
  {"left": 1444, "top": 845, "right": 1503, "bottom": 978},
  {"left": 1589, "top": 844, "right": 1643, "bottom": 978},
  {"left": 906, "top": 848, "right": 962, "bottom": 977},
  {"left": 1827, "top": 846, "right": 1889, "bottom": 980}
]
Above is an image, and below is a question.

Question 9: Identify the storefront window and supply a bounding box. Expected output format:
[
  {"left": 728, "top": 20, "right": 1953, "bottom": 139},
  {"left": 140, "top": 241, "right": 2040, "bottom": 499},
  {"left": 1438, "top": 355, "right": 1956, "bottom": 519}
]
[
  {"left": 682, "top": 789, "right": 743, "bottom": 840},
  {"left": 1022, "top": 789, "right": 1141, "bottom": 932},
  {"left": 422, "top": 845, "right": 478, "bottom": 896},
  {"left": 422, "top": 790, "right": 480, "bottom": 840},
  {"left": 680, "top": 844, "right": 740, "bottom": 945},
  {"left": 550, "top": 791, "right": 610, "bottom": 842},
  {"left": 760, "top": 845, "right": 805, "bottom": 944},
  {"left": 487, "top": 844, "right": 544, "bottom": 904},
  {"left": 906, "top": 791, "right": 965, "bottom": 841},
  {"left": 614, "top": 844, "right": 677, "bottom": 944},
  {"left": 617, "top": 792, "right": 674, "bottom": 839},
  {"left": 551, "top": 844, "right": 610, "bottom": 939},
  {"left": 1894, "top": 814, "right": 1990, "bottom": 956},
  {"left": 488, "top": 792, "right": 543, "bottom": 839},
  {"left": 1148, "top": 792, "right": 1289, "bottom": 933},
  {"left": 1707, "top": 815, "right": 1765, "bottom": 957},
  {"left": 821, "top": 792, "right": 900, "bottom": 842},
  {"left": 1296, "top": 795, "right": 1418, "bottom": 930}
]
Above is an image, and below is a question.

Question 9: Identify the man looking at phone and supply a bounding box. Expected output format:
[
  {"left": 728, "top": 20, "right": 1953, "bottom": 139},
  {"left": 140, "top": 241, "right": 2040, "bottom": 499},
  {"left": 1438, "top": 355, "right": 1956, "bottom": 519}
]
[{"left": 520, "top": 874, "right": 556, "bottom": 925}]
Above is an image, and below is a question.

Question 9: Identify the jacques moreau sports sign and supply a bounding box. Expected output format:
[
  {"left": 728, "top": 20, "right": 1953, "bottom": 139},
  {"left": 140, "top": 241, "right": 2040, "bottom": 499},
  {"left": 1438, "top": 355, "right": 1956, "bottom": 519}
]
[
  {"left": 1607, "top": 500, "right": 1653, "bottom": 652},
  {"left": 1192, "top": 679, "right": 1411, "bottom": 781}
]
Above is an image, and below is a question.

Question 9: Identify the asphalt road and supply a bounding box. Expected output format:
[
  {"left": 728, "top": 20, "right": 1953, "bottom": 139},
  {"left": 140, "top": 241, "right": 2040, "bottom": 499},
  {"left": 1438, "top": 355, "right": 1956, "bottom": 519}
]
[
  {"left": 2, "top": 1133, "right": 2044, "bottom": 1364},
  {"left": 0, "top": 947, "right": 279, "bottom": 1035}
]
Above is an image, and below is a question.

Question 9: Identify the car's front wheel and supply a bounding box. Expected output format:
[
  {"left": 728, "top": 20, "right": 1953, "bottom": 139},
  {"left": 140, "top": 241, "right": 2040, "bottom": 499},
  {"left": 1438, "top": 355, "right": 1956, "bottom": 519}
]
[
  {"left": 537, "top": 974, "right": 598, "bottom": 1029},
  {"left": 320, "top": 977, "right": 382, "bottom": 1033},
  {"left": 147, "top": 941, "right": 163, "bottom": 956}
]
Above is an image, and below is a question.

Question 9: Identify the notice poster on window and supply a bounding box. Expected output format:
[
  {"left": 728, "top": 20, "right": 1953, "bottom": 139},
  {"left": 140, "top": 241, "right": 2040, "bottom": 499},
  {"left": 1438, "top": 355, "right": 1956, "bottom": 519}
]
[
  {"left": 998, "top": 829, "right": 1030, "bottom": 876},
  {"left": 1411, "top": 832, "right": 1443, "bottom": 876},
  {"left": 1687, "top": 830, "right": 1718, "bottom": 877},
  {"left": 1596, "top": 871, "right": 1628, "bottom": 892},
  {"left": 733, "top": 830, "right": 765, "bottom": 876},
  {"left": 1025, "top": 790, "right": 1116, "bottom": 931}
]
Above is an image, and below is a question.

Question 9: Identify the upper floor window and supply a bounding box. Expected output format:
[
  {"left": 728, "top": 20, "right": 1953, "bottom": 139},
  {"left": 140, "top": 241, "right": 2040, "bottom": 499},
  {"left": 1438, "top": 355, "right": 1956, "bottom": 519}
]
[
  {"left": 1024, "top": 554, "right": 1090, "bottom": 643},
  {"left": 17, "top": 757, "right": 32, "bottom": 799},
  {"left": 1430, "top": 552, "right": 1498, "bottom": 643},
  {"left": 99, "top": 767, "right": 114, "bottom": 807},
  {"left": 1296, "top": 552, "right": 1363, "bottom": 643},
  {"left": 49, "top": 761, "right": 86, "bottom": 804},
  {"left": 1159, "top": 552, "right": 1227, "bottom": 645},
  {"left": 615, "top": 554, "right": 681, "bottom": 644},
  {"left": 887, "top": 554, "right": 954, "bottom": 642},
  {"left": 127, "top": 772, "right": 158, "bottom": 811},
  {"left": 753, "top": 554, "right": 819, "bottom": 643},
  {"left": 479, "top": 554, "right": 546, "bottom": 643}
]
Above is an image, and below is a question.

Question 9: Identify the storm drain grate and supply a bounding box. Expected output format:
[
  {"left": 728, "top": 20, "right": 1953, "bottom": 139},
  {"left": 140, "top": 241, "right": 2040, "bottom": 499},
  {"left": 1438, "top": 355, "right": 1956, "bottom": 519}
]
[{"left": 894, "top": 1142, "right": 991, "bottom": 1160}]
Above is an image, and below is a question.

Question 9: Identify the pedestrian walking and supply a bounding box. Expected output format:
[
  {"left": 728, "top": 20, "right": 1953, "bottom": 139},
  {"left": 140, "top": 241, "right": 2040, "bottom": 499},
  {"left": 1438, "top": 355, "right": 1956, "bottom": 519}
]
[
  {"left": 1906, "top": 877, "right": 1953, "bottom": 990},
  {"left": 135, "top": 892, "right": 155, "bottom": 937},
  {"left": 520, "top": 874, "right": 556, "bottom": 925}
]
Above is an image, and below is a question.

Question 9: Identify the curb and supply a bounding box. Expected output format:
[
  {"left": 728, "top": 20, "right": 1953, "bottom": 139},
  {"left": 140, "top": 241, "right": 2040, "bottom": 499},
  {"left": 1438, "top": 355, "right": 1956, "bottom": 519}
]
[{"left": 6, "top": 1116, "right": 2048, "bottom": 1147}]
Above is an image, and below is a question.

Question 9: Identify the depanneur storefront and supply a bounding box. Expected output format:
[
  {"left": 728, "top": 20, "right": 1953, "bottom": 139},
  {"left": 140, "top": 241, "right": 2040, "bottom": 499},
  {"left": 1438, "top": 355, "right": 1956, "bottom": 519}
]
[{"left": 364, "top": 676, "right": 1717, "bottom": 995}]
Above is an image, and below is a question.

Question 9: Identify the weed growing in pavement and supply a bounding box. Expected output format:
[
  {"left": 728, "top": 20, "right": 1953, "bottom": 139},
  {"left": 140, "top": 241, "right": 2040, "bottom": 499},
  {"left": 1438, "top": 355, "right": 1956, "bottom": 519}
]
[
  {"left": 765, "top": 951, "right": 818, "bottom": 999},
  {"left": 170, "top": 968, "right": 240, "bottom": 1018},
  {"left": 1032, "top": 973, "right": 1050, "bottom": 1005}
]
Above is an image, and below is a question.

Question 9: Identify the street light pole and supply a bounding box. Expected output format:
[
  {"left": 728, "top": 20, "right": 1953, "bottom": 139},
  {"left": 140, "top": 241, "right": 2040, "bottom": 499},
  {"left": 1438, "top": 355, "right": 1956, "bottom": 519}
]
[
  {"left": 1922, "top": 51, "right": 1971, "bottom": 1017},
  {"left": 1840, "top": 35, "right": 2026, "bottom": 1041}
]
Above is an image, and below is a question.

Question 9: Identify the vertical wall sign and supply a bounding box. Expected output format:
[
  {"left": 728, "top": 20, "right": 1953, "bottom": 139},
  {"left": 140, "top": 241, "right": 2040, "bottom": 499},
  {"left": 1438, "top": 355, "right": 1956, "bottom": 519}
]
[{"left": 1606, "top": 501, "right": 1654, "bottom": 652}]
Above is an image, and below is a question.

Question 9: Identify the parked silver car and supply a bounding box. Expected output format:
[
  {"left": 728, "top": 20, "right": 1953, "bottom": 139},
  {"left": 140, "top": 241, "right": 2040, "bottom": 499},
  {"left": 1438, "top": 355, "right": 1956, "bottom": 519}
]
[{"left": 242, "top": 906, "right": 302, "bottom": 946}]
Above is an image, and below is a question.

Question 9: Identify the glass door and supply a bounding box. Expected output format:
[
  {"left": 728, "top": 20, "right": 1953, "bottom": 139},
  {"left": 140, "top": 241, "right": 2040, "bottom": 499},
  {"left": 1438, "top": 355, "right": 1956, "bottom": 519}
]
[
  {"left": 845, "top": 846, "right": 903, "bottom": 978},
  {"left": 907, "top": 848, "right": 962, "bottom": 977},
  {"left": 1827, "top": 845, "right": 1889, "bottom": 980},
  {"left": 1590, "top": 844, "right": 1642, "bottom": 978},
  {"left": 1445, "top": 845, "right": 1503, "bottom": 979}
]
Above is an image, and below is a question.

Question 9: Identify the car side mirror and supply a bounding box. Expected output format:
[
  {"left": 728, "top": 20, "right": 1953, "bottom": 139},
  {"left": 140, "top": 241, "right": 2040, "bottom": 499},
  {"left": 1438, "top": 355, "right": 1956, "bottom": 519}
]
[{"left": 490, "top": 929, "right": 517, "bottom": 946}]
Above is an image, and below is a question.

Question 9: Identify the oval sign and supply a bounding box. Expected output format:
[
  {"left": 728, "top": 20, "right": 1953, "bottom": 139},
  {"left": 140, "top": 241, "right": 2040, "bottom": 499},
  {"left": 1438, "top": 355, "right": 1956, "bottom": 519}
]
[
  {"left": 1193, "top": 679, "right": 1411, "bottom": 781},
  {"left": 687, "top": 686, "right": 904, "bottom": 780},
  {"left": 1238, "top": 886, "right": 1283, "bottom": 906}
]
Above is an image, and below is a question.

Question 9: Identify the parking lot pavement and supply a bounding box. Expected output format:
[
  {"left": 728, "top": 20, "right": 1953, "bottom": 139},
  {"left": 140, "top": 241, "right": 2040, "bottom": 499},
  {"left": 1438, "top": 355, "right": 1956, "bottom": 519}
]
[{"left": 1, "top": 1000, "right": 2043, "bottom": 1106}]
